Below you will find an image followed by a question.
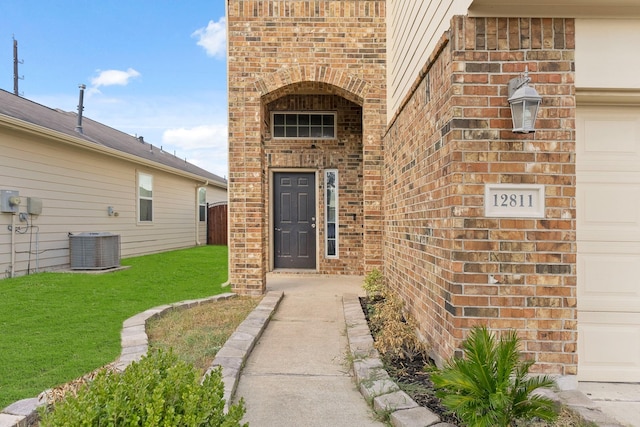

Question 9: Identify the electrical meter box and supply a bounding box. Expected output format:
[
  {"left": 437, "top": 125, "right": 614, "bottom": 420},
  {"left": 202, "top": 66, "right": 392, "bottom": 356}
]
[
  {"left": 1, "top": 190, "right": 20, "bottom": 213},
  {"left": 27, "top": 197, "right": 43, "bottom": 215}
]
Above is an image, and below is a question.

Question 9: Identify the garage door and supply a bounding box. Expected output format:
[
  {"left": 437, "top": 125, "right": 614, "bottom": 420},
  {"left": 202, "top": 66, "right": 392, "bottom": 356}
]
[{"left": 577, "top": 105, "right": 640, "bottom": 382}]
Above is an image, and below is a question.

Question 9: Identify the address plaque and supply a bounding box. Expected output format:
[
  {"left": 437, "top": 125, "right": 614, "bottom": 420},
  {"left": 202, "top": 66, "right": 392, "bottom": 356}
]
[{"left": 484, "top": 184, "right": 545, "bottom": 218}]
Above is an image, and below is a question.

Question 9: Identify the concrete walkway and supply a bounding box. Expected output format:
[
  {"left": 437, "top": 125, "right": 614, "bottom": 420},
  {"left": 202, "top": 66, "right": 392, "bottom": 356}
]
[
  {"left": 231, "top": 274, "right": 640, "bottom": 427},
  {"left": 233, "top": 274, "right": 384, "bottom": 427},
  {"left": 578, "top": 382, "right": 640, "bottom": 427}
]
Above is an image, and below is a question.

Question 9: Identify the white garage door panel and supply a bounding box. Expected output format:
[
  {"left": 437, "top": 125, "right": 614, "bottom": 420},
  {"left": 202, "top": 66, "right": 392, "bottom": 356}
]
[
  {"left": 584, "top": 119, "right": 637, "bottom": 153},
  {"left": 578, "top": 311, "right": 640, "bottom": 382},
  {"left": 577, "top": 107, "right": 640, "bottom": 173},
  {"left": 578, "top": 249, "right": 640, "bottom": 312},
  {"left": 577, "top": 182, "right": 640, "bottom": 242},
  {"left": 577, "top": 105, "right": 640, "bottom": 382}
]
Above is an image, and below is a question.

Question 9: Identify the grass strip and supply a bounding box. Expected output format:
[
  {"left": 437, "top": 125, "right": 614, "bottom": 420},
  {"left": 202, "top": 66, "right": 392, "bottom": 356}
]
[
  {"left": 0, "top": 245, "right": 228, "bottom": 408},
  {"left": 147, "top": 296, "right": 259, "bottom": 373}
]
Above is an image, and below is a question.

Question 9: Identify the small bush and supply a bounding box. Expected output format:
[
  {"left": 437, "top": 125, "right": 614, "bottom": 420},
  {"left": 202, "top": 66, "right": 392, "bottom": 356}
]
[
  {"left": 39, "top": 349, "right": 247, "bottom": 427},
  {"left": 371, "top": 294, "right": 428, "bottom": 362},
  {"left": 362, "top": 269, "right": 428, "bottom": 362},
  {"left": 431, "top": 326, "right": 558, "bottom": 427},
  {"left": 362, "top": 268, "right": 386, "bottom": 299}
]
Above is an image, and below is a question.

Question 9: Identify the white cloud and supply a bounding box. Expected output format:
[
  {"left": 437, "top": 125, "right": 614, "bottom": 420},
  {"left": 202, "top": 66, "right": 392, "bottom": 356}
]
[
  {"left": 163, "top": 125, "right": 226, "bottom": 149},
  {"left": 192, "top": 17, "right": 226, "bottom": 59},
  {"left": 163, "top": 125, "right": 228, "bottom": 177},
  {"left": 90, "top": 68, "right": 141, "bottom": 88}
]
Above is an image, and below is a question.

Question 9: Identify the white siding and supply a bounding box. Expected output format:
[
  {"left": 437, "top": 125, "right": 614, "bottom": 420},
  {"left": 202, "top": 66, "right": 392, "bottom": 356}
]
[
  {"left": 0, "top": 128, "right": 225, "bottom": 277},
  {"left": 575, "top": 19, "right": 640, "bottom": 90},
  {"left": 387, "top": 0, "right": 472, "bottom": 121},
  {"left": 207, "top": 186, "right": 227, "bottom": 205}
]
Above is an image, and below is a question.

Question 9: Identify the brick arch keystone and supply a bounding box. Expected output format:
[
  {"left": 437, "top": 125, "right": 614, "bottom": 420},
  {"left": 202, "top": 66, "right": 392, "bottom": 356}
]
[{"left": 254, "top": 64, "right": 370, "bottom": 105}]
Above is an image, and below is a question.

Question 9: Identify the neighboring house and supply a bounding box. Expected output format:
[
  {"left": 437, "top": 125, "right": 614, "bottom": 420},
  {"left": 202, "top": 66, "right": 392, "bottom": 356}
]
[
  {"left": 0, "top": 89, "right": 227, "bottom": 277},
  {"left": 226, "top": 0, "right": 640, "bottom": 384}
]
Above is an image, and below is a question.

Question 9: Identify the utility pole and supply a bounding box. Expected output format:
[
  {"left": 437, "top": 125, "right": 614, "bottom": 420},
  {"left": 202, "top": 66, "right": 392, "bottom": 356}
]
[{"left": 13, "top": 36, "right": 24, "bottom": 96}]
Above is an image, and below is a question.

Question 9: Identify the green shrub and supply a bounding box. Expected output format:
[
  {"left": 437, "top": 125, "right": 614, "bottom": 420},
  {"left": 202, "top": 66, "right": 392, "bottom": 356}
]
[
  {"left": 39, "top": 350, "right": 247, "bottom": 427},
  {"left": 431, "top": 326, "right": 558, "bottom": 427},
  {"left": 362, "top": 268, "right": 386, "bottom": 298}
]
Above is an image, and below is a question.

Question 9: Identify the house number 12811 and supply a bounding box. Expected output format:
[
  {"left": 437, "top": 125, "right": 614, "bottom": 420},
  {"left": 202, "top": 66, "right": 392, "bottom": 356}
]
[
  {"left": 493, "top": 193, "right": 534, "bottom": 208},
  {"left": 484, "top": 184, "right": 545, "bottom": 218}
]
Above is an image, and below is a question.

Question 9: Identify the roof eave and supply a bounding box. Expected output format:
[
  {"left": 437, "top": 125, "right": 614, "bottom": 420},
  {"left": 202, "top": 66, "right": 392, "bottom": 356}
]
[{"left": 0, "top": 113, "right": 227, "bottom": 190}]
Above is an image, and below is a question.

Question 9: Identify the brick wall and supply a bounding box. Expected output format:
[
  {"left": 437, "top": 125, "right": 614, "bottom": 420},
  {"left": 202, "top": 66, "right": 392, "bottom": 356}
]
[
  {"left": 384, "top": 16, "right": 577, "bottom": 375},
  {"left": 227, "top": 1, "right": 386, "bottom": 291}
]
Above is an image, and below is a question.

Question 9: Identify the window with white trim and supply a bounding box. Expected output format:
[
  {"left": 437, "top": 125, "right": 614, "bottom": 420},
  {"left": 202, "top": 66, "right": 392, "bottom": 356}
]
[
  {"left": 138, "top": 172, "right": 153, "bottom": 222},
  {"left": 198, "top": 187, "right": 207, "bottom": 222},
  {"left": 325, "top": 169, "right": 338, "bottom": 258},
  {"left": 272, "top": 112, "right": 336, "bottom": 139}
]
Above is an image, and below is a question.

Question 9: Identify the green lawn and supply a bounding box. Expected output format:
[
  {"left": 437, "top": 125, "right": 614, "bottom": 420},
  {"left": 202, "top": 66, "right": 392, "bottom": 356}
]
[{"left": 0, "top": 245, "right": 229, "bottom": 409}]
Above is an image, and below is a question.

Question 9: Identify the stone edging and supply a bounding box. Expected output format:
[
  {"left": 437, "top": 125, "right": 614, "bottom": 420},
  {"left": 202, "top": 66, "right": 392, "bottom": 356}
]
[
  {"left": 342, "top": 294, "right": 454, "bottom": 427},
  {"left": 0, "top": 291, "right": 284, "bottom": 427},
  {"left": 342, "top": 294, "right": 624, "bottom": 427},
  {"left": 205, "top": 290, "right": 283, "bottom": 411}
]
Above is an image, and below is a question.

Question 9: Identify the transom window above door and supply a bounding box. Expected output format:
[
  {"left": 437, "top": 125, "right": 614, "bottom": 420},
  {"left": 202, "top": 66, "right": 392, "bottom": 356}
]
[{"left": 272, "top": 112, "right": 336, "bottom": 139}]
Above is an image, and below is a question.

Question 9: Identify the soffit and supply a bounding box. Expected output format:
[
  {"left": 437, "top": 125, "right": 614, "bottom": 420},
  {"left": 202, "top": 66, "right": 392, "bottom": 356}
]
[{"left": 468, "top": 0, "right": 640, "bottom": 18}]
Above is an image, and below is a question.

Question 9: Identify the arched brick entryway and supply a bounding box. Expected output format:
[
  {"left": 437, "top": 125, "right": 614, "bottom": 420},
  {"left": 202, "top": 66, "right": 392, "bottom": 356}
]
[{"left": 228, "top": 66, "right": 385, "bottom": 295}]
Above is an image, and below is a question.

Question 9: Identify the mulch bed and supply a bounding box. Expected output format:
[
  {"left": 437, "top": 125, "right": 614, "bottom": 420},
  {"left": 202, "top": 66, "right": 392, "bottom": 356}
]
[
  {"left": 383, "top": 355, "right": 461, "bottom": 425},
  {"left": 360, "top": 297, "right": 461, "bottom": 426}
]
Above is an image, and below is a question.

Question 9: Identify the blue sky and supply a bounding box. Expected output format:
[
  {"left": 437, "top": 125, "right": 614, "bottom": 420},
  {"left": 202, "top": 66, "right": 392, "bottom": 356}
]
[{"left": 1, "top": 1, "right": 228, "bottom": 178}]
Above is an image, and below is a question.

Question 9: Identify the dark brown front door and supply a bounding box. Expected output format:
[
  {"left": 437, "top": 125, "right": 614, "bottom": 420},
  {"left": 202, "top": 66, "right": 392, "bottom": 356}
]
[{"left": 273, "top": 172, "right": 316, "bottom": 269}]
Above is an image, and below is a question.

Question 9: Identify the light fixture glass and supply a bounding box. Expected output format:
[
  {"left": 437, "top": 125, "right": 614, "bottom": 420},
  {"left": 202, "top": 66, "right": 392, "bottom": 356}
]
[{"left": 507, "top": 69, "right": 542, "bottom": 133}]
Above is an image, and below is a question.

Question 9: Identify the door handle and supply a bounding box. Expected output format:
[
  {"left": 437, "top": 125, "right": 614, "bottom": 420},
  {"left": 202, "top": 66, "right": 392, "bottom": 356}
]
[
  {"left": 311, "top": 224, "right": 316, "bottom": 228},
  {"left": 275, "top": 227, "right": 281, "bottom": 231}
]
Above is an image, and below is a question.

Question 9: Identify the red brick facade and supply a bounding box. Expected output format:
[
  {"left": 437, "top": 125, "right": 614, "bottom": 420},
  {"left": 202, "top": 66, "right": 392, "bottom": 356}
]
[
  {"left": 227, "top": 1, "right": 387, "bottom": 294},
  {"left": 384, "top": 16, "right": 576, "bottom": 375},
  {"left": 228, "top": 3, "right": 578, "bottom": 375}
]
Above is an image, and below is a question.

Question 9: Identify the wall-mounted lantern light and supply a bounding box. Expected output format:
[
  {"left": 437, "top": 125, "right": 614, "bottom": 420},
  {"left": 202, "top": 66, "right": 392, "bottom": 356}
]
[{"left": 507, "top": 68, "right": 541, "bottom": 133}]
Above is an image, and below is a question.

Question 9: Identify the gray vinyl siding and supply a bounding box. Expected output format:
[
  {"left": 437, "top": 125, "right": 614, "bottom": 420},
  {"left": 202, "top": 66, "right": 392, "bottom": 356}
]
[
  {"left": 0, "top": 128, "right": 220, "bottom": 277},
  {"left": 387, "top": 0, "right": 471, "bottom": 121}
]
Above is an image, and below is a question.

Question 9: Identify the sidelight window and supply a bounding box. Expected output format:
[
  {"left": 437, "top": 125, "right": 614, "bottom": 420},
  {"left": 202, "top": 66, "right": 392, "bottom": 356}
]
[{"left": 325, "top": 169, "right": 338, "bottom": 258}]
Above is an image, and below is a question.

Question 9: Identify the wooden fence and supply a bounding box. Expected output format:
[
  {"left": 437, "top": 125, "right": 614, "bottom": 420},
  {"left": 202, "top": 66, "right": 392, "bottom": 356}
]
[{"left": 207, "top": 203, "right": 228, "bottom": 245}]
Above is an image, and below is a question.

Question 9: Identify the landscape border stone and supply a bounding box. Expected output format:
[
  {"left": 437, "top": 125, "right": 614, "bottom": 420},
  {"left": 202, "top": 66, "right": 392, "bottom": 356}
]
[
  {"left": 206, "top": 290, "right": 284, "bottom": 411},
  {"left": 342, "top": 294, "right": 455, "bottom": 427}
]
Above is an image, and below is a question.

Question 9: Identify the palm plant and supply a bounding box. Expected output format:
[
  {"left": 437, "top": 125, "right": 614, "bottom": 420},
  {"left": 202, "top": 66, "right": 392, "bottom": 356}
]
[{"left": 431, "top": 326, "right": 558, "bottom": 426}]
